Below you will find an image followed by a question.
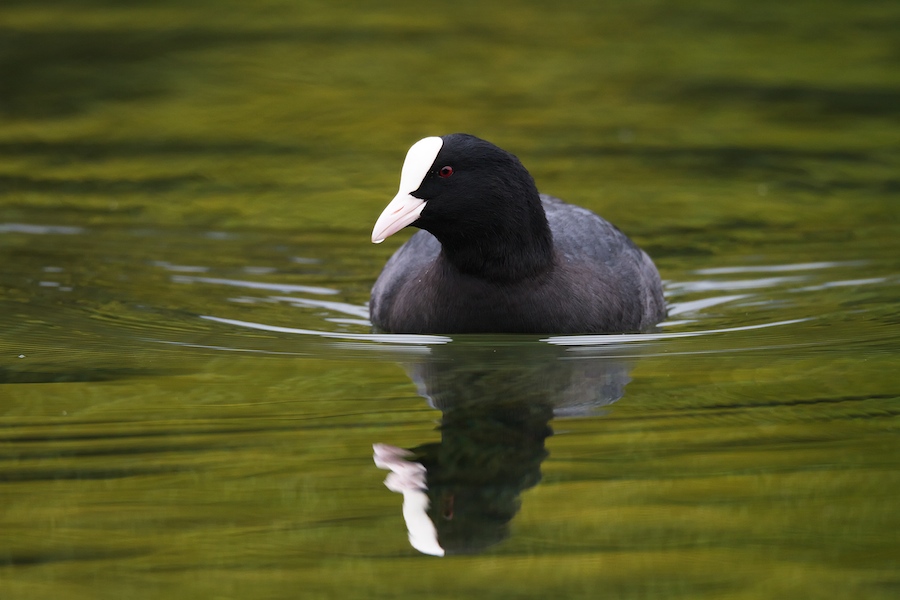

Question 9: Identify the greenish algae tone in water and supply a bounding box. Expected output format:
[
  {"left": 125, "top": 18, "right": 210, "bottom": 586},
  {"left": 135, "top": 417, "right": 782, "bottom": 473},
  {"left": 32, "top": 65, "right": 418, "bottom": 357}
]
[{"left": 1, "top": 1, "right": 898, "bottom": 598}]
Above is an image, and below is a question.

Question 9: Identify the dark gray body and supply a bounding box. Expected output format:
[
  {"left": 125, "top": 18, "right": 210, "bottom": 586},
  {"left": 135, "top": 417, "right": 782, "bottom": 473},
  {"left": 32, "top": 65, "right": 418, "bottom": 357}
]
[{"left": 370, "top": 195, "right": 666, "bottom": 334}]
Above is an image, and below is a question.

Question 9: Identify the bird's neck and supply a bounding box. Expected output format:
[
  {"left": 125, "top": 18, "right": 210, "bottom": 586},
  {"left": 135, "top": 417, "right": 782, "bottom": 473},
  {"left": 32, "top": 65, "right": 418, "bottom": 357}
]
[{"left": 436, "top": 201, "right": 554, "bottom": 282}]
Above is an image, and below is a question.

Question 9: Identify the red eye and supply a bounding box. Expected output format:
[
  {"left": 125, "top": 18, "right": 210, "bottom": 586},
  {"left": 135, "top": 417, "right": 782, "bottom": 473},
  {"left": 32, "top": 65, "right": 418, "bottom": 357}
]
[
  {"left": 438, "top": 166, "right": 454, "bottom": 178},
  {"left": 441, "top": 494, "right": 454, "bottom": 520}
]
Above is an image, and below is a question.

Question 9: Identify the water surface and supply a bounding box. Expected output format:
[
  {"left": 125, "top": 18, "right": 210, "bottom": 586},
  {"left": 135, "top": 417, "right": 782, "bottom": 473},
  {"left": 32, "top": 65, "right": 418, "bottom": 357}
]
[{"left": 1, "top": 1, "right": 898, "bottom": 598}]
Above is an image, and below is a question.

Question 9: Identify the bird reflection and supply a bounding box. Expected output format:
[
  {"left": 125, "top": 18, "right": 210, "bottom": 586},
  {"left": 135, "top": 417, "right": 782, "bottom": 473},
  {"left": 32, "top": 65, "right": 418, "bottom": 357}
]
[{"left": 373, "top": 341, "right": 634, "bottom": 556}]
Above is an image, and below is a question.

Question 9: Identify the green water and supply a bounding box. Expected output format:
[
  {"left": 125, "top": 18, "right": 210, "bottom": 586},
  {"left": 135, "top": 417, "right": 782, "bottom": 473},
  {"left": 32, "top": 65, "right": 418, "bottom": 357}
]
[{"left": 1, "top": 1, "right": 899, "bottom": 598}]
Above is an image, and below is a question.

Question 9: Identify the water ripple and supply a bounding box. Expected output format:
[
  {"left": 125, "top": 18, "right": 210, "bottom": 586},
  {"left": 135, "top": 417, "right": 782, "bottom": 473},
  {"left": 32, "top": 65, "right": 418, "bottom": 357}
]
[
  {"left": 200, "top": 315, "right": 451, "bottom": 345},
  {"left": 543, "top": 318, "right": 811, "bottom": 346},
  {"left": 694, "top": 260, "right": 868, "bottom": 275},
  {"left": 0, "top": 222, "right": 84, "bottom": 235},
  {"left": 172, "top": 275, "right": 338, "bottom": 295}
]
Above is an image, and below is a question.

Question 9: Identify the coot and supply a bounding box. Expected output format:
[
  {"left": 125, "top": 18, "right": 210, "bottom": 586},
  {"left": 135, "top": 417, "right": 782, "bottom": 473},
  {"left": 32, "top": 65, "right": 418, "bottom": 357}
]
[{"left": 370, "top": 134, "right": 666, "bottom": 334}]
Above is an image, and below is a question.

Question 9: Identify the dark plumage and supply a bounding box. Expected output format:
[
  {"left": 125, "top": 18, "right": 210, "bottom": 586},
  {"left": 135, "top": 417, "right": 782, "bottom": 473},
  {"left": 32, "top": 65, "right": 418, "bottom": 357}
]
[{"left": 369, "top": 134, "right": 666, "bottom": 334}]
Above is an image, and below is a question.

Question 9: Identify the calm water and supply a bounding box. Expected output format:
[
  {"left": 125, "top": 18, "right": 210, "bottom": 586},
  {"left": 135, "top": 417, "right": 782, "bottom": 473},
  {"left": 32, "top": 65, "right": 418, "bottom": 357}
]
[{"left": 1, "top": 1, "right": 899, "bottom": 598}]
